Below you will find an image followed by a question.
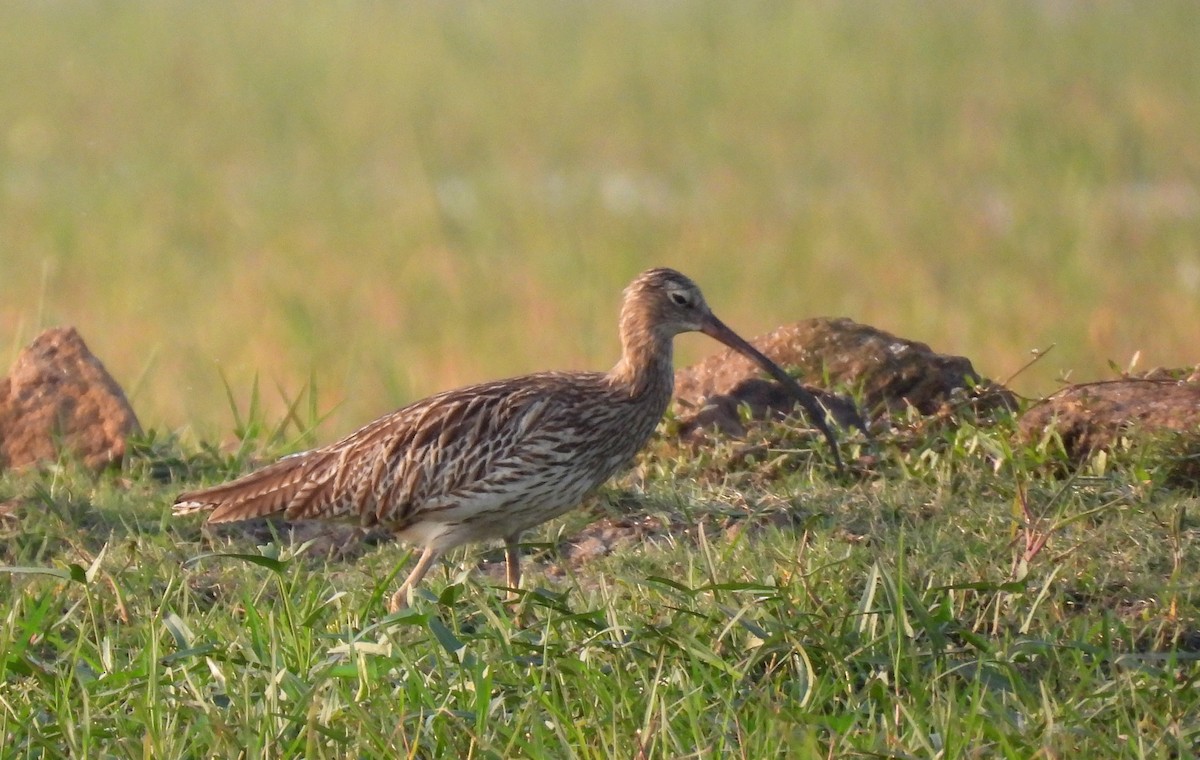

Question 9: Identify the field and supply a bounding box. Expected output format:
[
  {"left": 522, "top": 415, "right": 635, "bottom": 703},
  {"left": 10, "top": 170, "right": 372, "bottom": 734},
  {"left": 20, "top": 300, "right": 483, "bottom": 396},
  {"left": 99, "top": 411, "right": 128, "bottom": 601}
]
[{"left": 1, "top": 1, "right": 1199, "bottom": 757}]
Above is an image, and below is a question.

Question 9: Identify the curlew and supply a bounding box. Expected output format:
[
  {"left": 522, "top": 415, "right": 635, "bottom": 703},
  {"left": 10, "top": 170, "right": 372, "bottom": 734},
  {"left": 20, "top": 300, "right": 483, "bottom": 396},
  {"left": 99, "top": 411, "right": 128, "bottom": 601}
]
[{"left": 174, "top": 268, "right": 840, "bottom": 612}]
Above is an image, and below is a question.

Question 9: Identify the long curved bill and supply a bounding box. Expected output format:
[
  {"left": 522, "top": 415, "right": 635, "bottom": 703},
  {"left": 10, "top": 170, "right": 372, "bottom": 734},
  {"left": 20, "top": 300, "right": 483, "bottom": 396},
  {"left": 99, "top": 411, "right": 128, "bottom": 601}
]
[{"left": 700, "top": 313, "right": 844, "bottom": 471}]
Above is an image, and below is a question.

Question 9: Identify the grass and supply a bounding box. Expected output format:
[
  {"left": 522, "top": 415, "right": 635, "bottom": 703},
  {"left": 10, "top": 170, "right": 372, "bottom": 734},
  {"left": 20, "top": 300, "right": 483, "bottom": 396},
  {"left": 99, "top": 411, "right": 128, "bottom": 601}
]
[
  {"left": 2, "top": 1, "right": 1199, "bottom": 436},
  {"left": 2, "top": 2, "right": 1199, "bottom": 757},
  {"left": 1, "top": 406, "right": 1198, "bottom": 757}
]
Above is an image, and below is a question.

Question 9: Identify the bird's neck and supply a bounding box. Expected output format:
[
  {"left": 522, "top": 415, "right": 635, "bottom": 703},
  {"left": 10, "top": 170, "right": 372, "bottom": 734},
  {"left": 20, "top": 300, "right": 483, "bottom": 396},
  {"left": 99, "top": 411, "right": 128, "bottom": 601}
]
[{"left": 606, "top": 327, "right": 676, "bottom": 402}]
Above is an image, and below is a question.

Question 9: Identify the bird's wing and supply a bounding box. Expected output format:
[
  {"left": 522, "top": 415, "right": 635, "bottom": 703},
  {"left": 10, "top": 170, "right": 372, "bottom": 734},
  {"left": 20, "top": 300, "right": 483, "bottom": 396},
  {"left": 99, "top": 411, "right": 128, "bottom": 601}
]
[
  {"left": 279, "top": 376, "right": 572, "bottom": 525},
  {"left": 172, "top": 373, "right": 596, "bottom": 526}
]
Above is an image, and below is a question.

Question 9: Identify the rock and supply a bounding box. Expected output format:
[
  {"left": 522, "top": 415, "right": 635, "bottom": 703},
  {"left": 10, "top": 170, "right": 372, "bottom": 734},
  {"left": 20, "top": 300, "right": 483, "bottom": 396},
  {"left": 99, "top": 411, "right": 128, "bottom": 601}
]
[
  {"left": 0, "top": 327, "right": 141, "bottom": 471},
  {"left": 1018, "top": 370, "right": 1200, "bottom": 459},
  {"left": 673, "top": 317, "right": 1015, "bottom": 436}
]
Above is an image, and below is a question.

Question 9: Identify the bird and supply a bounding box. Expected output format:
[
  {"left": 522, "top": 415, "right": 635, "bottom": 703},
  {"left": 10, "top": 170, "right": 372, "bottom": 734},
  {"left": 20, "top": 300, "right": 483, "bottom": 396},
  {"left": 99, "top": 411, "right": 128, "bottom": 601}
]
[{"left": 174, "top": 268, "right": 841, "bottom": 612}]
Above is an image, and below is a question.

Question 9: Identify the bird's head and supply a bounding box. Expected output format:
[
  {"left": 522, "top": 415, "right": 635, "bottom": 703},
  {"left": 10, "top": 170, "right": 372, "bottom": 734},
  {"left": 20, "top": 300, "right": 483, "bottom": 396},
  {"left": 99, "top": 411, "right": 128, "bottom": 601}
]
[
  {"left": 620, "top": 267, "right": 716, "bottom": 339},
  {"left": 618, "top": 266, "right": 844, "bottom": 470}
]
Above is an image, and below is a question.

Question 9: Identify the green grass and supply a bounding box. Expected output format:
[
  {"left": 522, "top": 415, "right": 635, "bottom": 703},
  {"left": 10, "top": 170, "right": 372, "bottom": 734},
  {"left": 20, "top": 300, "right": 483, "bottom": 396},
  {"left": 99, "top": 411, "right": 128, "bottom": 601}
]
[
  {"left": 2, "top": 411, "right": 1198, "bottom": 757},
  {"left": 2, "top": 1, "right": 1199, "bottom": 436}
]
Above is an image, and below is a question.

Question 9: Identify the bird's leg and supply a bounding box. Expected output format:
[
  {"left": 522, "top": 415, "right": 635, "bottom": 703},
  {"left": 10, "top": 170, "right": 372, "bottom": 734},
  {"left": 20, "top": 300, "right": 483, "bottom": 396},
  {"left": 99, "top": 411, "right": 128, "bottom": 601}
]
[
  {"left": 503, "top": 533, "right": 537, "bottom": 626},
  {"left": 387, "top": 545, "right": 441, "bottom": 614},
  {"left": 504, "top": 534, "right": 522, "bottom": 601}
]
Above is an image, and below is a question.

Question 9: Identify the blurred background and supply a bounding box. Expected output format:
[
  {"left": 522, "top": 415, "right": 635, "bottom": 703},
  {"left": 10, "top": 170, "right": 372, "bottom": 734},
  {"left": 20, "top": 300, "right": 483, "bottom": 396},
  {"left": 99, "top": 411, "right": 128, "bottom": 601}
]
[{"left": 1, "top": 1, "right": 1197, "bottom": 439}]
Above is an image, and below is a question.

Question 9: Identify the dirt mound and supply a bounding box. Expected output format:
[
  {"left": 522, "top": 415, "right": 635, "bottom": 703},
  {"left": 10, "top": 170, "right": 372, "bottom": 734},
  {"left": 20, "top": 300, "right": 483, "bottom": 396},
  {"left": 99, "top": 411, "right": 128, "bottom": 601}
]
[
  {"left": 0, "top": 327, "right": 141, "bottom": 471},
  {"left": 673, "top": 317, "right": 1015, "bottom": 438},
  {"left": 1018, "top": 367, "right": 1200, "bottom": 459}
]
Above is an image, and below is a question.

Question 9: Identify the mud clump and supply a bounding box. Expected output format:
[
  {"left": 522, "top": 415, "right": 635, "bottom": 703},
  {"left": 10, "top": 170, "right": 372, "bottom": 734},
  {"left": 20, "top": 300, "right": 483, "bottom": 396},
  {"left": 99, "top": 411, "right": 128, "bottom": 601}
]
[
  {"left": 0, "top": 327, "right": 141, "bottom": 472},
  {"left": 1018, "top": 368, "right": 1200, "bottom": 460},
  {"left": 673, "top": 317, "right": 1015, "bottom": 438}
]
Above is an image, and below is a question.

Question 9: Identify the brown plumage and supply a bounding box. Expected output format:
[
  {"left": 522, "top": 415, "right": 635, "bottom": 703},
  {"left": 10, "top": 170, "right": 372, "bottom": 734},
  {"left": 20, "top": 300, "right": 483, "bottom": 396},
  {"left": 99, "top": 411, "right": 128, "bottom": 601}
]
[{"left": 174, "top": 268, "right": 840, "bottom": 612}]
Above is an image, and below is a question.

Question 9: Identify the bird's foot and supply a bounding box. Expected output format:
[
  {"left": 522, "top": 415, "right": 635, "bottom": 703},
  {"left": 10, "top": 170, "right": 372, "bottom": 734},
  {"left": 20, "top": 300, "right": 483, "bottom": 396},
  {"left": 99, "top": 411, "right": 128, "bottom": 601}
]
[{"left": 387, "top": 587, "right": 411, "bottom": 614}]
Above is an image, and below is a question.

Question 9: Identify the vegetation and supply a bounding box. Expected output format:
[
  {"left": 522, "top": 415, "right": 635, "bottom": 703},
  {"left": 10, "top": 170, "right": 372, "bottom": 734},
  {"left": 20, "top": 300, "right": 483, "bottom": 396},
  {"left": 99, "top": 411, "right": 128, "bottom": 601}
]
[
  {"left": 1, "top": 2, "right": 1198, "bottom": 757},
  {"left": 2, "top": 406, "right": 1198, "bottom": 757}
]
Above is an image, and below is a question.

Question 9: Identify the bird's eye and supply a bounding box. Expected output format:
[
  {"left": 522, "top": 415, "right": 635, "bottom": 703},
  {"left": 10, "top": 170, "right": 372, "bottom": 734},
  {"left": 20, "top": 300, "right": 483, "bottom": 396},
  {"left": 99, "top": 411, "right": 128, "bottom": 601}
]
[{"left": 669, "top": 291, "right": 690, "bottom": 307}]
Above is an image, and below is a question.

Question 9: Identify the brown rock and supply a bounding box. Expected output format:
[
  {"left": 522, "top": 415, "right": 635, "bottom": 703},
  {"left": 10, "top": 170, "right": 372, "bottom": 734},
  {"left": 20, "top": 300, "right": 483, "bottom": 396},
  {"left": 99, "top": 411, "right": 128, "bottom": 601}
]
[
  {"left": 0, "top": 327, "right": 141, "bottom": 471},
  {"left": 1018, "top": 372, "right": 1200, "bottom": 459},
  {"left": 673, "top": 317, "right": 1015, "bottom": 436}
]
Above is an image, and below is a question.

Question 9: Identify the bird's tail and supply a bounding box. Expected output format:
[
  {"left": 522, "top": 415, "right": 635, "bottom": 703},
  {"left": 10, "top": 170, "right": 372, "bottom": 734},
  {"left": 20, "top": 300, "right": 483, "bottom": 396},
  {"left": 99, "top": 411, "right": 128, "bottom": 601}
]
[{"left": 173, "top": 451, "right": 319, "bottom": 523}]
